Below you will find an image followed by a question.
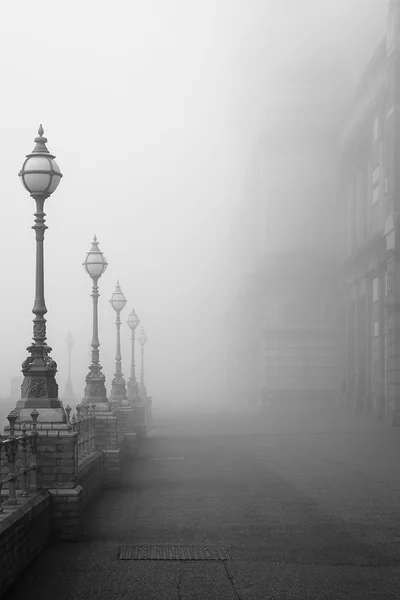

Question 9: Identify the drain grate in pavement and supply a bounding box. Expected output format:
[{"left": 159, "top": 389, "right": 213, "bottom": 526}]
[
  {"left": 117, "top": 546, "right": 231, "bottom": 561},
  {"left": 149, "top": 456, "right": 185, "bottom": 461}
]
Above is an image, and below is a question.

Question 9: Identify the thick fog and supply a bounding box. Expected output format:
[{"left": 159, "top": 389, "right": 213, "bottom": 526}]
[{"left": 0, "top": 1, "right": 389, "bottom": 415}]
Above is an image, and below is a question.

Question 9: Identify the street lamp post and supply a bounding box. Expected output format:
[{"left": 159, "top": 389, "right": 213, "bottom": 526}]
[
  {"left": 127, "top": 309, "right": 140, "bottom": 403},
  {"left": 82, "top": 236, "right": 109, "bottom": 410},
  {"left": 110, "top": 281, "right": 128, "bottom": 405},
  {"left": 16, "top": 125, "right": 64, "bottom": 423},
  {"left": 138, "top": 326, "right": 148, "bottom": 401},
  {"left": 63, "top": 331, "right": 77, "bottom": 403}
]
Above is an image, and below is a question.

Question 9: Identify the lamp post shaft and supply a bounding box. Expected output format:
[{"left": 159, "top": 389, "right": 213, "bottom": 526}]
[
  {"left": 32, "top": 196, "right": 48, "bottom": 346},
  {"left": 91, "top": 279, "right": 100, "bottom": 367},
  {"left": 140, "top": 345, "right": 145, "bottom": 385},
  {"left": 115, "top": 312, "right": 122, "bottom": 375},
  {"left": 127, "top": 328, "right": 139, "bottom": 403},
  {"left": 67, "top": 344, "right": 72, "bottom": 383},
  {"left": 130, "top": 329, "right": 136, "bottom": 381}
]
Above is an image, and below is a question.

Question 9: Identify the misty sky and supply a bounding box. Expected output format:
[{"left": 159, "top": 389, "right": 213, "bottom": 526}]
[{"left": 0, "top": 0, "right": 388, "bottom": 405}]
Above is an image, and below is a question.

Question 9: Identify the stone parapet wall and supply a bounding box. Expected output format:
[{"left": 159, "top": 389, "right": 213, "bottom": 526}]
[
  {"left": 103, "top": 449, "right": 121, "bottom": 487},
  {"left": 0, "top": 491, "right": 51, "bottom": 598},
  {"left": 94, "top": 412, "right": 119, "bottom": 451},
  {"left": 48, "top": 450, "right": 105, "bottom": 540},
  {"left": 78, "top": 451, "right": 104, "bottom": 513},
  {"left": 0, "top": 401, "right": 154, "bottom": 596}
]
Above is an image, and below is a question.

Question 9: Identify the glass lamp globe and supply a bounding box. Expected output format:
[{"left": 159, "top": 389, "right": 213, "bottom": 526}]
[
  {"left": 19, "top": 125, "right": 63, "bottom": 196},
  {"left": 138, "top": 327, "right": 148, "bottom": 346},
  {"left": 110, "top": 281, "right": 127, "bottom": 312},
  {"left": 127, "top": 309, "right": 140, "bottom": 331},
  {"left": 83, "top": 235, "right": 108, "bottom": 278}
]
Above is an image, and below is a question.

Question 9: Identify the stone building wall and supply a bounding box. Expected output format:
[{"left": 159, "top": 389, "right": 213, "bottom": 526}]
[{"left": 338, "top": 1, "right": 400, "bottom": 421}]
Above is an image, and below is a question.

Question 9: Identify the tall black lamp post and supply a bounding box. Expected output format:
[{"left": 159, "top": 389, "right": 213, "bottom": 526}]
[
  {"left": 127, "top": 308, "right": 140, "bottom": 403},
  {"left": 110, "top": 281, "right": 128, "bottom": 405},
  {"left": 138, "top": 326, "right": 148, "bottom": 401},
  {"left": 82, "top": 236, "right": 109, "bottom": 409},
  {"left": 16, "top": 125, "right": 64, "bottom": 423},
  {"left": 63, "top": 331, "right": 77, "bottom": 403}
]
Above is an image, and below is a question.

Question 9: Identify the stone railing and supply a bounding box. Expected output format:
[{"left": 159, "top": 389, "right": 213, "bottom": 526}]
[
  {"left": 0, "top": 395, "right": 154, "bottom": 598},
  {"left": 65, "top": 403, "right": 97, "bottom": 469},
  {"left": 0, "top": 410, "right": 39, "bottom": 510}
]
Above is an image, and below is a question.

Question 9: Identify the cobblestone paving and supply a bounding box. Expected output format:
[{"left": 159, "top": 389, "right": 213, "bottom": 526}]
[{"left": 8, "top": 404, "right": 400, "bottom": 599}]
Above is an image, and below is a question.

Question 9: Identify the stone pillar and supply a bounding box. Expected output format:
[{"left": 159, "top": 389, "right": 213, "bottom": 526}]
[
  {"left": 364, "top": 275, "right": 373, "bottom": 411},
  {"left": 3, "top": 416, "right": 82, "bottom": 541},
  {"left": 355, "top": 282, "right": 367, "bottom": 413},
  {"left": 93, "top": 408, "right": 122, "bottom": 487},
  {"left": 135, "top": 402, "right": 148, "bottom": 440},
  {"left": 345, "top": 294, "right": 357, "bottom": 410},
  {"left": 377, "top": 266, "right": 387, "bottom": 418},
  {"left": 114, "top": 405, "right": 138, "bottom": 455},
  {"left": 390, "top": 255, "right": 400, "bottom": 424}
]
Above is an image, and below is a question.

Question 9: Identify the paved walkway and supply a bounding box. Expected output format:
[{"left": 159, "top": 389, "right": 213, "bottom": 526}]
[{"left": 8, "top": 404, "right": 400, "bottom": 599}]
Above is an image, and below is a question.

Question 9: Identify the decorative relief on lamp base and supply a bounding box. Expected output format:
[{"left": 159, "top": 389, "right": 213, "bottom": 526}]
[
  {"left": 82, "top": 365, "right": 110, "bottom": 411},
  {"left": 111, "top": 376, "right": 129, "bottom": 406},
  {"left": 15, "top": 344, "right": 66, "bottom": 423},
  {"left": 127, "top": 378, "right": 140, "bottom": 404}
]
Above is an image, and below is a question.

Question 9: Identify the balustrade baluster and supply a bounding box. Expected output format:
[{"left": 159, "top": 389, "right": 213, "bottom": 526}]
[
  {"left": 76, "top": 404, "right": 83, "bottom": 459},
  {"left": 6, "top": 412, "right": 18, "bottom": 505},
  {"left": 20, "top": 424, "right": 28, "bottom": 496},
  {"left": 72, "top": 414, "right": 78, "bottom": 474},
  {"left": 29, "top": 409, "right": 39, "bottom": 491}
]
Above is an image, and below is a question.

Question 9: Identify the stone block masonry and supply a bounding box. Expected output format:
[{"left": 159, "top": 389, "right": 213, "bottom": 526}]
[
  {"left": 0, "top": 491, "right": 51, "bottom": 597},
  {"left": 115, "top": 406, "right": 138, "bottom": 455},
  {"left": 94, "top": 411, "right": 122, "bottom": 486},
  {"left": 48, "top": 451, "right": 104, "bottom": 540}
]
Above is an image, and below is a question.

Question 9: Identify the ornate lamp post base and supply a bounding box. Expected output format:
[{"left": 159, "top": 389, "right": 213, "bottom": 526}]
[
  {"left": 15, "top": 345, "right": 66, "bottom": 423},
  {"left": 83, "top": 366, "right": 110, "bottom": 411},
  {"left": 127, "top": 378, "right": 140, "bottom": 404},
  {"left": 139, "top": 381, "right": 147, "bottom": 402},
  {"left": 110, "top": 376, "right": 129, "bottom": 406}
]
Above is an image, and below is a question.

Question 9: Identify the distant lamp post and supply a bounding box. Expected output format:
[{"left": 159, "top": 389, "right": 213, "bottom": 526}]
[
  {"left": 82, "top": 235, "right": 109, "bottom": 409},
  {"left": 138, "top": 326, "right": 148, "bottom": 401},
  {"left": 110, "top": 281, "right": 128, "bottom": 405},
  {"left": 63, "top": 331, "right": 77, "bottom": 403},
  {"left": 16, "top": 125, "right": 64, "bottom": 422},
  {"left": 127, "top": 308, "right": 140, "bottom": 403}
]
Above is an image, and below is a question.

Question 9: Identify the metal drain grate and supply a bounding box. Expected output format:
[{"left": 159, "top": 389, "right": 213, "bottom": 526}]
[
  {"left": 118, "top": 545, "right": 230, "bottom": 561},
  {"left": 149, "top": 457, "right": 185, "bottom": 461}
]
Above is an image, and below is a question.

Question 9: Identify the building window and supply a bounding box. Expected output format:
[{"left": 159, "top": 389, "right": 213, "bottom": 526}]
[
  {"left": 374, "top": 321, "right": 379, "bottom": 337},
  {"left": 372, "top": 164, "right": 380, "bottom": 204},
  {"left": 373, "top": 277, "right": 379, "bottom": 302},
  {"left": 387, "top": 231, "right": 395, "bottom": 251},
  {"left": 373, "top": 117, "right": 379, "bottom": 142},
  {"left": 386, "top": 273, "right": 393, "bottom": 294}
]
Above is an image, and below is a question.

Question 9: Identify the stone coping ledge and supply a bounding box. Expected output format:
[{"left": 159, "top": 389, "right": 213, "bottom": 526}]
[
  {"left": 0, "top": 490, "right": 50, "bottom": 532},
  {"left": 4, "top": 423, "right": 75, "bottom": 435},
  {"left": 78, "top": 451, "right": 103, "bottom": 478},
  {"left": 46, "top": 485, "right": 83, "bottom": 497},
  {"left": 93, "top": 413, "right": 118, "bottom": 419}
]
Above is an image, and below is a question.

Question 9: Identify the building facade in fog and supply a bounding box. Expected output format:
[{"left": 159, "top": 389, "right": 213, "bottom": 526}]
[
  {"left": 262, "top": 254, "right": 341, "bottom": 404},
  {"left": 338, "top": 1, "right": 400, "bottom": 422},
  {"left": 226, "top": 56, "right": 345, "bottom": 406}
]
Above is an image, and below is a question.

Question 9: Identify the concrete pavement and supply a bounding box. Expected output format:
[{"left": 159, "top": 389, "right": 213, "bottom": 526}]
[{"left": 7, "top": 403, "right": 400, "bottom": 599}]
